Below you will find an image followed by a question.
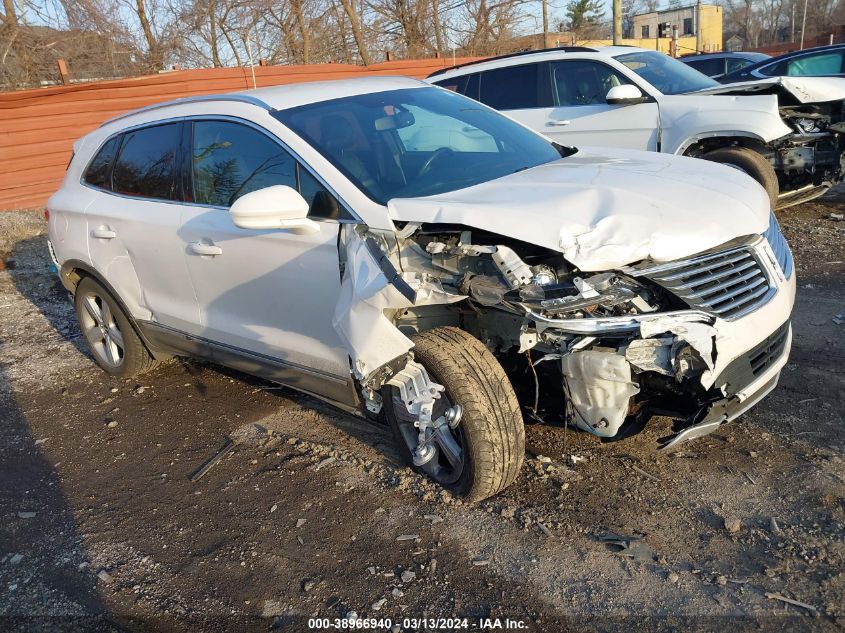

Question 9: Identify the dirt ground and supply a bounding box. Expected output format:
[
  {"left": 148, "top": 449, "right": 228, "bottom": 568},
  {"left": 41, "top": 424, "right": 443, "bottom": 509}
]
[{"left": 0, "top": 193, "right": 843, "bottom": 633}]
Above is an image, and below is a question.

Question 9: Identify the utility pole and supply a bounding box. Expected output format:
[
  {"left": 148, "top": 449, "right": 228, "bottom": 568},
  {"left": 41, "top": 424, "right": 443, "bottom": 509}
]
[
  {"left": 695, "top": 0, "right": 702, "bottom": 52},
  {"left": 800, "top": 0, "right": 808, "bottom": 49},
  {"left": 613, "top": 0, "right": 622, "bottom": 44},
  {"left": 542, "top": 0, "right": 549, "bottom": 48}
]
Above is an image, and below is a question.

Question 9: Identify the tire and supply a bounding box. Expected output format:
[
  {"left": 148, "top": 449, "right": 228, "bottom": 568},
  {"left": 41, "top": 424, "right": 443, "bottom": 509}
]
[
  {"left": 703, "top": 146, "right": 779, "bottom": 209},
  {"left": 384, "top": 327, "right": 525, "bottom": 502},
  {"left": 74, "top": 277, "right": 159, "bottom": 378}
]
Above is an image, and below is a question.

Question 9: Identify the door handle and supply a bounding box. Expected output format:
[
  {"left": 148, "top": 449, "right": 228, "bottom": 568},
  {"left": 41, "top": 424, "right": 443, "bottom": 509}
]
[
  {"left": 188, "top": 241, "right": 223, "bottom": 256},
  {"left": 91, "top": 227, "right": 117, "bottom": 239},
  {"left": 547, "top": 120, "right": 571, "bottom": 127}
]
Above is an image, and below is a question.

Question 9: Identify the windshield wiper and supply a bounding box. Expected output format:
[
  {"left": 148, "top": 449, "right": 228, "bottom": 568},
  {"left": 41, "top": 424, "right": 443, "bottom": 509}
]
[{"left": 553, "top": 142, "right": 578, "bottom": 158}]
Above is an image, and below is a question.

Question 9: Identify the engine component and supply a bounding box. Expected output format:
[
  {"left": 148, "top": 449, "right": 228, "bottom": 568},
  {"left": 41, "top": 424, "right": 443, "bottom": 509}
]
[
  {"left": 561, "top": 350, "right": 640, "bottom": 437},
  {"left": 491, "top": 245, "right": 534, "bottom": 289}
]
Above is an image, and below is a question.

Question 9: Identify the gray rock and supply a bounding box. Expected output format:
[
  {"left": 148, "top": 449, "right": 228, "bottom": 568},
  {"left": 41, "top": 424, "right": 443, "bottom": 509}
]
[
  {"left": 17, "top": 511, "right": 36, "bottom": 519},
  {"left": 9, "top": 553, "right": 23, "bottom": 565},
  {"left": 396, "top": 534, "right": 419, "bottom": 542},
  {"left": 724, "top": 517, "right": 741, "bottom": 534},
  {"left": 668, "top": 572, "right": 679, "bottom": 583},
  {"left": 770, "top": 517, "right": 782, "bottom": 534},
  {"left": 400, "top": 570, "right": 416, "bottom": 583},
  {"left": 296, "top": 518, "right": 307, "bottom": 528},
  {"left": 97, "top": 570, "right": 113, "bottom": 583},
  {"left": 301, "top": 578, "right": 316, "bottom": 592},
  {"left": 107, "top": 420, "right": 118, "bottom": 428},
  {"left": 371, "top": 598, "right": 386, "bottom": 611},
  {"left": 429, "top": 558, "right": 437, "bottom": 574},
  {"left": 345, "top": 610, "right": 358, "bottom": 620}
]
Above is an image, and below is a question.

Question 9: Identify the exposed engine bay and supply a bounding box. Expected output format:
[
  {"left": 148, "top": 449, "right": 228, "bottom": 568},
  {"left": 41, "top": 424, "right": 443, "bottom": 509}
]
[
  {"left": 698, "top": 78, "right": 845, "bottom": 205},
  {"left": 334, "top": 221, "right": 791, "bottom": 456}
]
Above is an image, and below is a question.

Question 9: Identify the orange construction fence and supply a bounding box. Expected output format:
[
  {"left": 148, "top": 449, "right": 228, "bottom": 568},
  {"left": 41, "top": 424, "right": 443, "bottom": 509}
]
[{"left": 0, "top": 57, "right": 476, "bottom": 210}]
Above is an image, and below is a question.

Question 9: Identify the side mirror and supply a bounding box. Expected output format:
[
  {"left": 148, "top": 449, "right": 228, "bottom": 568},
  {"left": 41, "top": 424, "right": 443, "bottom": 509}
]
[
  {"left": 229, "top": 185, "right": 319, "bottom": 234},
  {"left": 606, "top": 84, "right": 646, "bottom": 105}
]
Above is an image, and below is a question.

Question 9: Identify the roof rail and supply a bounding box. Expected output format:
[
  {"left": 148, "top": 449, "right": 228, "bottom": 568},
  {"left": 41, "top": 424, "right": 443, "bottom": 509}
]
[
  {"left": 101, "top": 93, "right": 273, "bottom": 127},
  {"left": 427, "top": 46, "right": 598, "bottom": 78}
]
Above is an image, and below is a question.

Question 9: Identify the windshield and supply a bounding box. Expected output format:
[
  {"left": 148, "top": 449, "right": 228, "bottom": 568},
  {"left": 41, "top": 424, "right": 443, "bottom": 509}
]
[
  {"left": 273, "top": 87, "right": 567, "bottom": 204},
  {"left": 615, "top": 51, "right": 719, "bottom": 95}
]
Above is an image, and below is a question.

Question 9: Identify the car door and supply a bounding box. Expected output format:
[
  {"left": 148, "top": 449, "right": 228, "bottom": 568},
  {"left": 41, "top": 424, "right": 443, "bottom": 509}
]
[
  {"left": 84, "top": 121, "right": 200, "bottom": 331},
  {"left": 533, "top": 60, "right": 660, "bottom": 150},
  {"left": 178, "top": 118, "right": 352, "bottom": 381}
]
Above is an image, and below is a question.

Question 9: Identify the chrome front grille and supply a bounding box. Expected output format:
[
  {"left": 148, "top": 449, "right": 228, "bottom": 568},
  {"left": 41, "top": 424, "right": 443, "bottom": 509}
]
[
  {"left": 636, "top": 244, "right": 774, "bottom": 320},
  {"left": 763, "top": 213, "right": 794, "bottom": 278}
]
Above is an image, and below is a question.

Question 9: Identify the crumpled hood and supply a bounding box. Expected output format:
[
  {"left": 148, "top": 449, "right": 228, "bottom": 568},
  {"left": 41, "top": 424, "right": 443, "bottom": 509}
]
[
  {"left": 388, "top": 147, "right": 771, "bottom": 271},
  {"left": 693, "top": 76, "right": 845, "bottom": 104}
]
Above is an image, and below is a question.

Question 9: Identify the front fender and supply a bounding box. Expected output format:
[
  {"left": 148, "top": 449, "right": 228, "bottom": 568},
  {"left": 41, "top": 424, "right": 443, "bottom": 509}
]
[{"left": 657, "top": 94, "right": 792, "bottom": 154}]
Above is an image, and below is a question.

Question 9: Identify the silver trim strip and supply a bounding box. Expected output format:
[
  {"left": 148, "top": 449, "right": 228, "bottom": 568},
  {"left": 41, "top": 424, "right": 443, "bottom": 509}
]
[{"left": 101, "top": 94, "right": 273, "bottom": 127}]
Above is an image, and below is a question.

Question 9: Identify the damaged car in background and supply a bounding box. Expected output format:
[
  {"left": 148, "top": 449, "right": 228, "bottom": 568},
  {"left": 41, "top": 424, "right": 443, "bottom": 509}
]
[
  {"left": 428, "top": 47, "right": 845, "bottom": 208},
  {"left": 48, "top": 78, "right": 795, "bottom": 502}
]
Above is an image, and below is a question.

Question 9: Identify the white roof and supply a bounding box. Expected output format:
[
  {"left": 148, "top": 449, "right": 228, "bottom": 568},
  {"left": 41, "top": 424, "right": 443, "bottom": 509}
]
[
  {"left": 242, "top": 75, "right": 427, "bottom": 110},
  {"left": 430, "top": 46, "right": 651, "bottom": 82},
  {"left": 103, "top": 75, "right": 428, "bottom": 129}
]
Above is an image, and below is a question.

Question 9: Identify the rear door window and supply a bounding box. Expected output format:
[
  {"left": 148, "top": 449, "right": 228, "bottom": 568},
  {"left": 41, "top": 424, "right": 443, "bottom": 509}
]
[
  {"left": 83, "top": 136, "right": 120, "bottom": 190},
  {"left": 478, "top": 64, "right": 545, "bottom": 109},
  {"left": 685, "top": 57, "right": 726, "bottom": 77},
  {"left": 112, "top": 123, "right": 180, "bottom": 200},
  {"left": 725, "top": 57, "right": 753, "bottom": 73}
]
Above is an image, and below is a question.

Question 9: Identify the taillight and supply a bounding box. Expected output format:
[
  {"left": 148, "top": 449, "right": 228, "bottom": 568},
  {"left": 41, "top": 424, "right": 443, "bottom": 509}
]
[{"left": 44, "top": 209, "right": 50, "bottom": 221}]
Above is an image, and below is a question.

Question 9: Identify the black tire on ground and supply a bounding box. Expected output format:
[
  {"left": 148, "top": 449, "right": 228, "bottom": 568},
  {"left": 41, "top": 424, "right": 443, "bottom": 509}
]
[
  {"left": 74, "top": 276, "right": 159, "bottom": 378},
  {"left": 703, "top": 146, "right": 779, "bottom": 208},
  {"left": 384, "top": 327, "right": 525, "bottom": 502}
]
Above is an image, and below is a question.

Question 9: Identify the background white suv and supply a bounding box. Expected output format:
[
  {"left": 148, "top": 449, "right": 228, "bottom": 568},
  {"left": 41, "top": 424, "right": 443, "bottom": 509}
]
[
  {"left": 48, "top": 77, "right": 795, "bottom": 502},
  {"left": 428, "top": 46, "right": 845, "bottom": 208}
]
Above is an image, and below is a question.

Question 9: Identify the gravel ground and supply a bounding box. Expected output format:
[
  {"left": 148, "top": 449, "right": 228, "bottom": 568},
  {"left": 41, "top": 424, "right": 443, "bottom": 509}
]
[{"left": 0, "top": 195, "right": 843, "bottom": 632}]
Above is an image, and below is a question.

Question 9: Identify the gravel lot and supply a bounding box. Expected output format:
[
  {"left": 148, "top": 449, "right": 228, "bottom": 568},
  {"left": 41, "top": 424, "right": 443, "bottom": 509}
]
[{"left": 0, "top": 195, "right": 843, "bottom": 632}]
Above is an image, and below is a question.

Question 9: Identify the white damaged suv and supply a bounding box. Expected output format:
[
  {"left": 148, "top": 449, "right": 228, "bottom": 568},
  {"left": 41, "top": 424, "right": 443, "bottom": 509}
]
[
  {"left": 48, "top": 77, "right": 795, "bottom": 502},
  {"left": 428, "top": 47, "right": 845, "bottom": 208}
]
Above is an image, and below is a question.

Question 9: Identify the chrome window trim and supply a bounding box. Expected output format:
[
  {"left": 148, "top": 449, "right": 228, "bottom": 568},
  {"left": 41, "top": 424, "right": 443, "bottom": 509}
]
[{"left": 80, "top": 114, "right": 361, "bottom": 224}]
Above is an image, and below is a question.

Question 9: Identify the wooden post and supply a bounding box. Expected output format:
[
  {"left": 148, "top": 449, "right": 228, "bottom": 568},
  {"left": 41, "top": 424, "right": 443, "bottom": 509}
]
[
  {"left": 385, "top": 50, "right": 394, "bottom": 61},
  {"left": 259, "top": 58, "right": 269, "bottom": 66},
  {"left": 57, "top": 59, "right": 69, "bottom": 85}
]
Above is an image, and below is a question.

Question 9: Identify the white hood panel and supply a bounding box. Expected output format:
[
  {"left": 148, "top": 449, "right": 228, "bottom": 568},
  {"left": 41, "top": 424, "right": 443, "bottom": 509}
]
[
  {"left": 388, "top": 148, "right": 771, "bottom": 271},
  {"left": 694, "top": 76, "right": 845, "bottom": 104}
]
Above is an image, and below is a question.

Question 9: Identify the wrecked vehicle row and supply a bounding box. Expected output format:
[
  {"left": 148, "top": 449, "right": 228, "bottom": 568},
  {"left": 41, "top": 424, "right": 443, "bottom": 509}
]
[{"left": 48, "top": 77, "right": 795, "bottom": 502}]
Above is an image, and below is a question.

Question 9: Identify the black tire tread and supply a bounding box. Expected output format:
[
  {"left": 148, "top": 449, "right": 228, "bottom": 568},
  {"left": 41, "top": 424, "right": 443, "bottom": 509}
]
[
  {"left": 75, "top": 277, "right": 160, "bottom": 378},
  {"left": 409, "top": 327, "right": 525, "bottom": 502},
  {"left": 703, "top": 146, "right": 779, "bottom": 208}
]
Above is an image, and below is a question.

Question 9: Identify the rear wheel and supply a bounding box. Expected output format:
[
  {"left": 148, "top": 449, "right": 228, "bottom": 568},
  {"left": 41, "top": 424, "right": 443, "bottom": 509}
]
[
  {"left": 384, "top": 327, "right": 525, "bottom": 502},
  {"left": 703, "top": 146, "right": 779, "bottom": 208},
  {"left": 74, "top": 277, "right": 158, "bottom": 378}
]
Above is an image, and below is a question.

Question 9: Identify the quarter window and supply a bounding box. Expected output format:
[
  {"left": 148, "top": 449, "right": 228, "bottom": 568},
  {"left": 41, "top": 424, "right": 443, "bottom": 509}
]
[
  {"left": 83, "top": 136, "right": 120, "bottom": 190},
  {"left": 112, "top": 123, "right": 180, "bottom": 200},
  {"left": 478, "top": 64, "right": 544, "bottom": 110}
]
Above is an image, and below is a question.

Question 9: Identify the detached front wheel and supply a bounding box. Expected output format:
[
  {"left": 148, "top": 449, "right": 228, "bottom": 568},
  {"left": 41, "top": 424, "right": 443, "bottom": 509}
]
[{"left": 385, "top": 327, "right": 525, "bottom": 502}]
